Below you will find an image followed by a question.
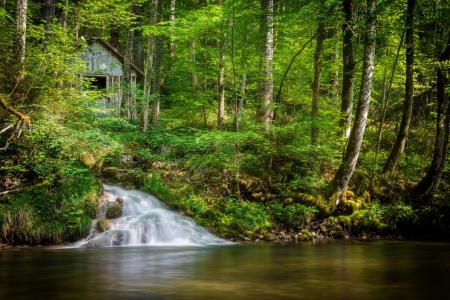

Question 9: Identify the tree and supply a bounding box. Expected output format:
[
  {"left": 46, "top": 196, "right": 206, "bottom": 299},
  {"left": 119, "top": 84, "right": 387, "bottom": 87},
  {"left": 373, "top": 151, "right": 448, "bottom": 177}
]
[
  {"left": 217, "top": 0, "right": 226, "bottom": 130},
  {"left": 414, "top": 34, "right": 450, "bottom": 197},
  {"left": 258, "top": 0, "right": 274, "bottom": 129},
  {"left": 311, "top": 22, "right": 325, "bottom": 145},
  {"left": 339, "top": 0, "right": 355, "bottom": 139},
  {"left": 328, "top": 0, "right": 377, "bottom": 204},
  {"left": 14, "top": 0, "right": 27, "bottom": 79},
  {"left": 150, "top": 0, "right": 163, "bottom": 126},
  {"left": 382, "top": 0, "right": 416, "bottom": 175}
]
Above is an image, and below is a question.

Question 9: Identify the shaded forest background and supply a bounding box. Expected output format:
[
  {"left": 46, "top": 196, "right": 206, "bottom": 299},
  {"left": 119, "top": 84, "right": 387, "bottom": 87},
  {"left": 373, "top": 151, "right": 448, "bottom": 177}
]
[{"left": 0, "top": 0, "right": 449, "bottom": 245}]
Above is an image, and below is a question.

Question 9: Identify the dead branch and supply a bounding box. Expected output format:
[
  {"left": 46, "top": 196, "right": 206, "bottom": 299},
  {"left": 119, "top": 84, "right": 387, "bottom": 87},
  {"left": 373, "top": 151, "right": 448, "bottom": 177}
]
[{"left": 0, "top": 94, "right": 30, "bottom": 150}]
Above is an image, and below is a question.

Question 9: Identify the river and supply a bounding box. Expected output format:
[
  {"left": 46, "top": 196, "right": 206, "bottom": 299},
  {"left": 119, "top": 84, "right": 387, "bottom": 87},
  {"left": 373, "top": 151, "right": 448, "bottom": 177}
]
[{"left": 1, "top": 240, "right": 449, "bottom": 299}]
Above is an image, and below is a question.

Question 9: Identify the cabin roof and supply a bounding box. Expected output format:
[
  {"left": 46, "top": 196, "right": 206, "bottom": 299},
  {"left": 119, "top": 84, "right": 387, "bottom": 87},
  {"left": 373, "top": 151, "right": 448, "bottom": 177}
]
[{"left": 87, "top": 34, "right": 144, "bottom": 77}]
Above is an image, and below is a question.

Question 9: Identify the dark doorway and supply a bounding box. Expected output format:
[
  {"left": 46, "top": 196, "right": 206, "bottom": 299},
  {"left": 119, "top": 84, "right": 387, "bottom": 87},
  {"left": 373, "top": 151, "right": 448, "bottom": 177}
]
[{"left": 85, "top": 76, "right": 107, "bottom": 90}]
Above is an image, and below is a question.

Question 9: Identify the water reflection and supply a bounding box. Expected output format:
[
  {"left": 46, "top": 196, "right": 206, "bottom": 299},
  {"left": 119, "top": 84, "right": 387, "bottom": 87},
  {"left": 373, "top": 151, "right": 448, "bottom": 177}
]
[{"left": 1, "top": 240, "right": 450, "bottom": 299}]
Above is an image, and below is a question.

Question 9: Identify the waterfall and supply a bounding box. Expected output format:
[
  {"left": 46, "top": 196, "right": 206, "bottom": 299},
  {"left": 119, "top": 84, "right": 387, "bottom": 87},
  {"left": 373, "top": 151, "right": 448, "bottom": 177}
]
[{"left": 72, "top": 184, "right": 228, "bottom": 248}]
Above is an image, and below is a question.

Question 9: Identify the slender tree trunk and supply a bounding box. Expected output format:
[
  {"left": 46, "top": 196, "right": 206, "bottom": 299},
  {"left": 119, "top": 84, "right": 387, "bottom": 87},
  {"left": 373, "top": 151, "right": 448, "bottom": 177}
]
[
  {"left": 44, "top": 0, "right": 55, "bottom": 34},
  {"left": 140, "top": 1, "right": 157, "bottom": 133},
  {"left": 133, "top": 5, "right": 145, "bottom": 69},
  {"left": 373, "top": 35, "right": 404, "bottom": 173},
  {"left": 122, "top": 25, "right": 133, "bottom": 120},
  {"left": 258, "top": 0, "right": 274, "bottom": 129},
  {"left": 217, "top": 28, "right": 225, "bottom": 130},
  {"left": 169, "top": 0, "right": 175, "bottom": 58},
  {"left": 339, "top": 0, "right": 355, "bottom": 139},
  {"left": 414, "top": 35, "right": 450, "bottom": 196},
  {"left": 311, "top": 23, "right": 325, "bottom": 145},
  {"left": 189, "top": 40, "right": 197, "bottom": 88},
  {"left": 109, "top": 28, "right": 120, "bottom": 49},
  {"left": 60, "top": 0, "right": 68, "bottom": 29},
  {"left": 14, "top": 0, "right": 28, "bottom": 79},
  {"left": 150, "top": 0, "right": 163, "bottom": 126},
  {"left": 236, "top": 72, "right": 246, "bottom": 130},
  {"left": 328, "top": 0, "right": 377, "bottom": 204},
  {"left": 382, "top": 0, "right": 416, "bottom": 175}
]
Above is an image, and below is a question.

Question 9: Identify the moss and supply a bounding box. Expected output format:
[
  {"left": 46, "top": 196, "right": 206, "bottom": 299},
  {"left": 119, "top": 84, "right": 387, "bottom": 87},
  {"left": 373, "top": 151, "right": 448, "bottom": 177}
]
[
  {"left": 300, "top": 229, "right": 313, "bottom": 241},
  {"left": 105, "top": 205, "right": 122, "bottom": 219},
  {"left": 96, "top": 219, "right": 112, "bottom": 232}
]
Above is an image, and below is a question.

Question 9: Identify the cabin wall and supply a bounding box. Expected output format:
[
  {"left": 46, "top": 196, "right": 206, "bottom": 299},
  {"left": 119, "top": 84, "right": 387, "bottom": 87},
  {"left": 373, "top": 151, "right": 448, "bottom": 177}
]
[{"left": 80, "top": 41, "right": 139, "bottom": 115}]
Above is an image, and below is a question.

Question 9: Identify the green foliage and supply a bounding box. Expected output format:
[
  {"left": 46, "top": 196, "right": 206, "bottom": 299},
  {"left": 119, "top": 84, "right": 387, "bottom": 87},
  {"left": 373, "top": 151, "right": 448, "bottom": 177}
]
[
  {"left": 222, "top": 195, "right": 271, "bottom": 231},
  {"left": 349, "top": 203, "right": 418, "bottom": 232},
  {"left": 270, "top": 202, "right": 318, "bottom": 228}
]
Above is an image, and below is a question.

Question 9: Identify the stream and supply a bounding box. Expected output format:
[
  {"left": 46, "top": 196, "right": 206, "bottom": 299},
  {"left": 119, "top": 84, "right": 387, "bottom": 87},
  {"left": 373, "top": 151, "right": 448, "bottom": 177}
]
[
  {"left": 1, "top": 241, "right": 450, "bottom": 299},
  {"left": 1, "top": 185, "right": 449, "bottom": 299}
]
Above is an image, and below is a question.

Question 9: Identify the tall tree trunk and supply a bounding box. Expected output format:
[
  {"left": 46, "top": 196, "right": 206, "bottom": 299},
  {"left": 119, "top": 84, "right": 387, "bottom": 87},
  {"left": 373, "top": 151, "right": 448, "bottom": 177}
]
[
  {"left": 311, "top": 23, "right": 325, "bottom": 145},
  {"left": 328, "top": 0, "right": 377, "bottom": 204},
  {"left": 140, "top": 1, "right": 157, "bottom": 133},
  {"left": 339, "top": 0, "right": 355, "bottom": 139},
  {"left": 217, "top": 27, "right": 225, "bottom": 130},
  {"left": 373, "top": 35, "right": 404, "bottom": 173},
  {"left": 258, "top": 0, "right": 274, "bottom": 129},
  {"left": 122, "top": 25, "right": 133, "bottom": 120},
  {"left": 169, "top": 0, "right": 175, "bottom": 58},
  {"left": 382, "top": 0, "right": 416, "bottom": 175},
  {"left": 14, "top": 0, "right": 28, "bottom": 79},
  {"left": 150, "top": 0, "right": 163, "bottom": 126},
  {"left": 132, "top": 5, "right": 145, "bottom": 69},
  {"left": 44, "top": 0, "right": 55, "bottom": 35},
  {"left": 60, "top": 0, "right": 68, "bottom": 29},
  {"left": 414, "top": 35, "right": 450, "bottom": 196},
  {"left": 189, "top": 40, "right": 197, "bottom": 88},
  {"left": 109, "top": 28, "right": 120, "bottom": 49}
]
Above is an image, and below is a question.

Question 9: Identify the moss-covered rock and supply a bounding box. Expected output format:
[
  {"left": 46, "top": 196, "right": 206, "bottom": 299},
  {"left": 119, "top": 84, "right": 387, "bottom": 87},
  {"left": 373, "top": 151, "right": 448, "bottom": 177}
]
[
  {"left": 105, "top": 205, "right": 123, "bottom": 219},
  {"left": 96, "top": 219, "right": 112, "bottom": 232},
  {"left": 300, "top": 229, "right": 313, "bottom": 241}
]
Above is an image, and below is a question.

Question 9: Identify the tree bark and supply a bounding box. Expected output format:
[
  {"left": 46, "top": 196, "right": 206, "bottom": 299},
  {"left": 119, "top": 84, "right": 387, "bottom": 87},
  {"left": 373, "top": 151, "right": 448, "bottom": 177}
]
[
  {"left": 414, "top": 35, "right": 450, "bottom": 196},
  {"left": 328, "top": 0, "right": 377, "bottom": 204},
  {"left": 311, "top": 23, "right": 325, "bottom": 145},
  {"left": 150, "top": 0, "right": 163, "bottom": 126},
  {"left": 169, "top": 0, "right": 175, "bottom": 58},
  {"left": 14, "top": 0, "right": 28, "bottom": 78},
  {"left": 217, "top": 27, "right": 226, "bottom": 130},
  {"left": 258, "top": 0, "right": 274, "bottom": 129},
  {"left": 339, "top": 0, "right": 355, "bottom": 139},
  {"left": 382, "top": 0, "right": 416, "bottom": 175},
  {"left": 140, "top": 0, "right": 157, "bottom": 133},
  {"left": 122, "top": 24, "right": 134, "bottom": 120},
  {"left": 373, "top": 34, "right": 404, "bottom": 173}
]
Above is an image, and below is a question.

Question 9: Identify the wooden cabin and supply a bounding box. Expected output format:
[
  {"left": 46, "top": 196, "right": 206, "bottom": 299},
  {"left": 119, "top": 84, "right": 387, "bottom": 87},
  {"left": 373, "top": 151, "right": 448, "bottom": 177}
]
[{"left": 79, "top": 34, "right": 144, "bottom": 113}]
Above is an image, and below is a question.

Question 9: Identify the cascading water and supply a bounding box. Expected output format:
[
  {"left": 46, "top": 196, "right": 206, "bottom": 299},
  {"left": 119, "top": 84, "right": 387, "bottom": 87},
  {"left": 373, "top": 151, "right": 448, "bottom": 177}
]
[{"left": 73, "top": 184, "right": 228, "bottom": 248}]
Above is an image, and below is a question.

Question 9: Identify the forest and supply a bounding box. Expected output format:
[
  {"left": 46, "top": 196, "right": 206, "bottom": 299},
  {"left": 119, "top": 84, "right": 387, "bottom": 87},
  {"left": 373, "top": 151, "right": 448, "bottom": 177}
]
[{"left": 0, "top": 0, "right": 449, "bottom": 246}]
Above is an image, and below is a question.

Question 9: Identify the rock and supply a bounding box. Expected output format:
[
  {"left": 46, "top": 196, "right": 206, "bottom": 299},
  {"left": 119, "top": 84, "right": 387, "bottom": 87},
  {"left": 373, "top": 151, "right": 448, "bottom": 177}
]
[
  {"left": 82, "top": 230, "right": 130, "bottom": 248},
  {"left": 105, "top": 205, "right": 123, "bottom": 219},
  {"left": 264, "top": 233, "right": 277, "bottom": 242},
  {"left": 120, "top": 155, "right": 134, "bottom": 168},
  {"left": 102, "top": 167, "right": 127, "bottom": 178},
  {"left": 331, "top": 231, "right": 344, "bottom": 239},
  {"left": 96, "top": 219, "right": 112, "bottom": 232},
  {"left": 116, "top": 197, "right": 123, "bottom": 205},
  {"left": 300, "top": 229, "right": 313, "bottom": 241}
]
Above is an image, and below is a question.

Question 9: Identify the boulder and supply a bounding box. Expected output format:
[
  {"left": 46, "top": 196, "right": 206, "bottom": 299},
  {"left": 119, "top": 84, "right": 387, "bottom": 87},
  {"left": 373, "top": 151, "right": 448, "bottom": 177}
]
[
  {"left": 96, "top": 219, "right": 112, "bottom": 232},
  {"left": 81, "top": 230, "right": 130, "bottom": 248},
  {"left": 105, "top": 205, "right": 123, "bottom": 219}
]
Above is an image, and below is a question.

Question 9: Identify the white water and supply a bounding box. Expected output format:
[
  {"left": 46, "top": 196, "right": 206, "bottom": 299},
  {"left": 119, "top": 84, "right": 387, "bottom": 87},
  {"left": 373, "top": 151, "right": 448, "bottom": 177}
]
[{"left": 73, "top": 184, "right": 228, "bottom": 248}]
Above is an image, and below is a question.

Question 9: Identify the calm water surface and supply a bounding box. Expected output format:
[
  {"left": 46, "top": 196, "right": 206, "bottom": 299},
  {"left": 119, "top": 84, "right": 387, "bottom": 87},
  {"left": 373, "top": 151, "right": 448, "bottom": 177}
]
[{"left": 1, "top": 240, "right": 449, "bottom": 299}]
